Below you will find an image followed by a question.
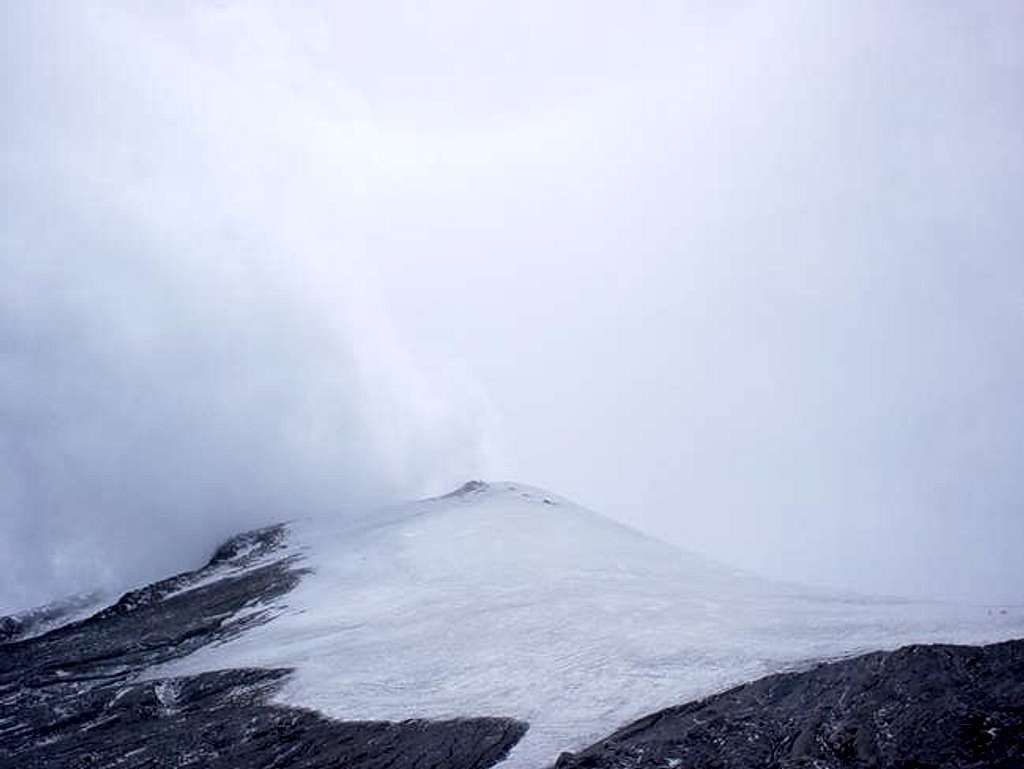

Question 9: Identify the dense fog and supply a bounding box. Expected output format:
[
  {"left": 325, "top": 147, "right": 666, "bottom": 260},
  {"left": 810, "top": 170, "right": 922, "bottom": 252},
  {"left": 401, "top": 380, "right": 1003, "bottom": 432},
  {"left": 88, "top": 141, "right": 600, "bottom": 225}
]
[{"left": 3, "top": 2, "right": 1022, "bottom": 611}]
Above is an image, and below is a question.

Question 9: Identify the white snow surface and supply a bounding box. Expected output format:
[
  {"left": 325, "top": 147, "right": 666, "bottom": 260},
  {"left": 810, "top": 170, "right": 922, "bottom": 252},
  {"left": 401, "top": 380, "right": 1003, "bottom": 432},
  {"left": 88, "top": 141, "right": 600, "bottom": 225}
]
[{"left": 151, "top": 481, "right": 1024, "bottom": 767}]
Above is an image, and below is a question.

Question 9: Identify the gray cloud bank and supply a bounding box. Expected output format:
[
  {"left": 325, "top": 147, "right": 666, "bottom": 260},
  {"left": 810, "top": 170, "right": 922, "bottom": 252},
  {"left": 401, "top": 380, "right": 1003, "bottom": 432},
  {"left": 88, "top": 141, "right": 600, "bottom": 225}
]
[
  {"left": 3, "top": 2, "right": 1023, "bottom": 610},
  {"left": 1, "top": 3, "right": 494, "bottom": 612}
]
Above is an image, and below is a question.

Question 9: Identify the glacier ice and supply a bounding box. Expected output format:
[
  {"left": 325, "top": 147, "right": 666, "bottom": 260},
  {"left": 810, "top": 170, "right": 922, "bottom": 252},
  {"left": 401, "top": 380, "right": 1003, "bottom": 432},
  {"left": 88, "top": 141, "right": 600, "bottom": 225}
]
[{"left": 149, "top": 481, "right": 1024, "bottom": 768}]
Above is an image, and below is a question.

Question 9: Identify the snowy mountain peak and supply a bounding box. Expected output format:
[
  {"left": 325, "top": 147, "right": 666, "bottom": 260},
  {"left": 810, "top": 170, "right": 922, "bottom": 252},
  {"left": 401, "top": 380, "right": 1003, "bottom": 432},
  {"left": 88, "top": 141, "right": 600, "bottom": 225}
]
[
  {"left": 436, "top": 480, "right": 560, "bottom": 507},
  {"left": 147, "top": 486, "right": 1024, "bottom": 768},
  {"left": 438, "top": 479, "right": 492, "bottom": 498}
]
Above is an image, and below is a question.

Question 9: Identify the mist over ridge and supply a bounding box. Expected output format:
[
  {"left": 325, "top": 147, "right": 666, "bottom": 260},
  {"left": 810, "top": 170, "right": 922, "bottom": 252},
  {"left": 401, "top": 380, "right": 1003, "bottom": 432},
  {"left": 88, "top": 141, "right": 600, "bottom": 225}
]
[
  {"left": 1, "top": 4, "right": 497, "bottom": 612},
  {"left": 3, "top": 2, "right": 1024, "bottom": 610}
]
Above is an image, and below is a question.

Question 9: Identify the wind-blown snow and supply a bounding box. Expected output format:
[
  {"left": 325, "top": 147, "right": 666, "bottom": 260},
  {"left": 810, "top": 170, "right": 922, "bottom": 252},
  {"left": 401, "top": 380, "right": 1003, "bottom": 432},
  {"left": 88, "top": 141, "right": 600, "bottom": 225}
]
[{"left": 150, "top": 482, "right": 1024, "bottom": 767}]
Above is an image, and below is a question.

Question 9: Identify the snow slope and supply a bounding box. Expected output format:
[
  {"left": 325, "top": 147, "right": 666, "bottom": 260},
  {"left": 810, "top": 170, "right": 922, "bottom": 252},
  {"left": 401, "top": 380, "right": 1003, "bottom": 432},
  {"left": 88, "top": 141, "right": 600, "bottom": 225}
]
[{"left": 151, "top": 481, "right": 1024, "bottom": 767}]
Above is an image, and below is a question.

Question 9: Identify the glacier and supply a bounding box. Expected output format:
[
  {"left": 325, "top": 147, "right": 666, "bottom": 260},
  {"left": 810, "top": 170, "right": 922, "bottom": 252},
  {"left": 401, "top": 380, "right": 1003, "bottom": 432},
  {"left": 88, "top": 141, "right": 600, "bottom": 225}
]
[{"left": 147, "top": 481, "right": 1024, "bottom": 768}]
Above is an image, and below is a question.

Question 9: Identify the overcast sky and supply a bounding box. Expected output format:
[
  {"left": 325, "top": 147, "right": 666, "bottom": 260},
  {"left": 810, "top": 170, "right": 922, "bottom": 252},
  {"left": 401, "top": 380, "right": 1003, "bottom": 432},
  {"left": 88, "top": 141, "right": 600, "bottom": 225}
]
[{"left": 3, "top": 1, "right": 1023, "bottom": 612}]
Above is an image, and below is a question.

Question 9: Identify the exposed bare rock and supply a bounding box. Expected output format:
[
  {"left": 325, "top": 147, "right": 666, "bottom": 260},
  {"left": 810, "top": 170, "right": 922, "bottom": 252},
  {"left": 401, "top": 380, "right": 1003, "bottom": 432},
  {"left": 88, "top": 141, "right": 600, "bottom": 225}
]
[
  {"left": 554, "top": 639, "right": 1024, "bottom": 769},
  {"left": 0, "top": 524, "right": 526, "bottom": 769}
]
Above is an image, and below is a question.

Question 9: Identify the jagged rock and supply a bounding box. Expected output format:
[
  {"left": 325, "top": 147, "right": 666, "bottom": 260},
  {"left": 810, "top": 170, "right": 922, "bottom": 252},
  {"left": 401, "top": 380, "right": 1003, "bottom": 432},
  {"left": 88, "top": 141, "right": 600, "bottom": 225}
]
[
  {"left": 553, "top": 639, "right": 1024, "bottom": 769},
  {"left": 0, "top": 592, "right": 105, "bottom": 645}
]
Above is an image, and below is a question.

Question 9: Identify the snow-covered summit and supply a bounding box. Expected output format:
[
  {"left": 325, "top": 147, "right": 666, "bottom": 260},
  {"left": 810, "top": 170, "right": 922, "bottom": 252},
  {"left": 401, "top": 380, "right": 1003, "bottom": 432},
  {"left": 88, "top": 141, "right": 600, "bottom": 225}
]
[{"left": 151, "top": 482, "right": 1024, "bottom": 767}]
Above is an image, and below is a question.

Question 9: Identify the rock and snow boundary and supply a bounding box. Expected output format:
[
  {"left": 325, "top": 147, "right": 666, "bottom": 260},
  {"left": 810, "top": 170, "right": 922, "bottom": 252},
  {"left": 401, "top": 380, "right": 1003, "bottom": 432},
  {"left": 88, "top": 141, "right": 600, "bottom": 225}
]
[{"left": 139, "top": 481, "right": 1024, "bottom": 767}]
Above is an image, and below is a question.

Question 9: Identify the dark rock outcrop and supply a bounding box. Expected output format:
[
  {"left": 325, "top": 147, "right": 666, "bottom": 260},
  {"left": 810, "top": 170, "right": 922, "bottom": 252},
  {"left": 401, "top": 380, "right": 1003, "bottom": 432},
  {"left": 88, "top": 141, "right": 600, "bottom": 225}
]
[
  {"left": 554, "top": 639, "right": 1024, "bottom": 769},
  {"left": 5, "top": 666, "right": 525, "bottom": 769},
  {"left": 0, "top": 524, "right": 526, "bottom": 769}
]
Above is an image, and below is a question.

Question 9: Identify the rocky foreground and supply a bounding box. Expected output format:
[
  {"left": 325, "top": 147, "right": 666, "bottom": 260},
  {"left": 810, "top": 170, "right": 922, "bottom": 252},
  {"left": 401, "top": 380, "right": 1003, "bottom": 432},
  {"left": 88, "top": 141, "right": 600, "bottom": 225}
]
[
  {"left": 0, "top": 525, "right": 525, "bottom": 769},
  {"left": 1, "top": 522, "right": 1021, "bottom": 769},
  {"left": 554, "top": 639, "right": 1024, "bottom": 769}
]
